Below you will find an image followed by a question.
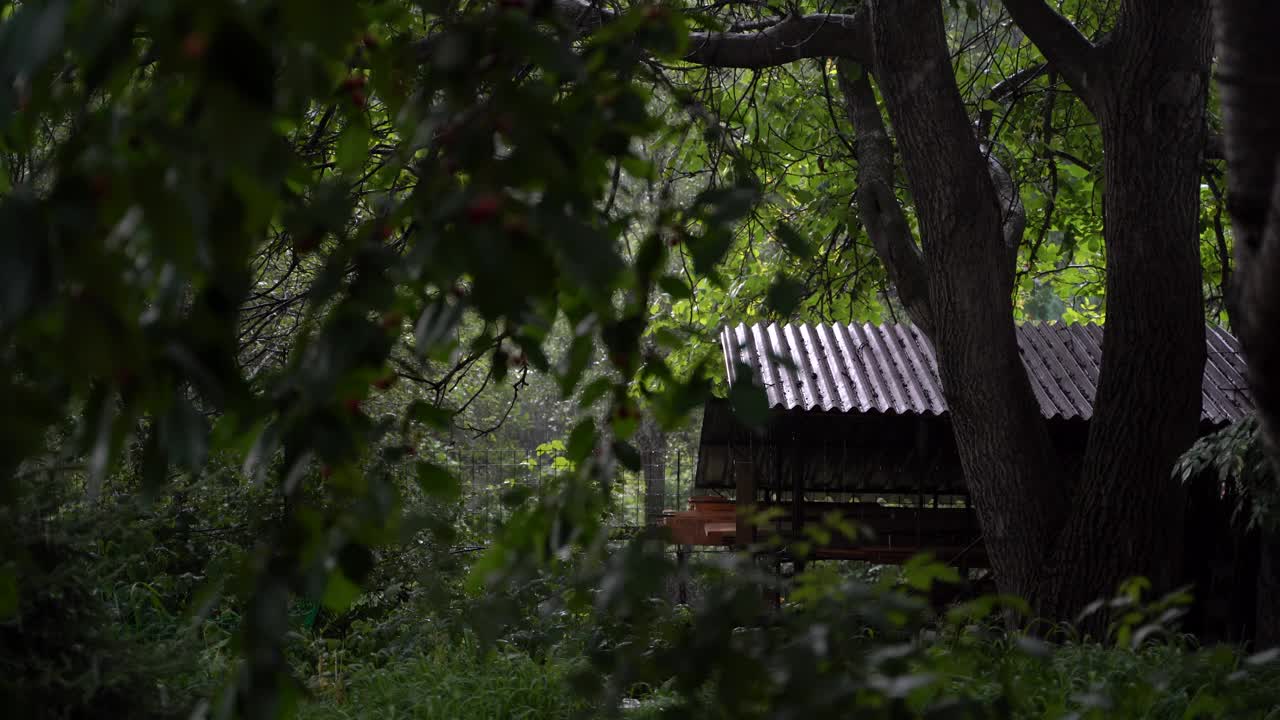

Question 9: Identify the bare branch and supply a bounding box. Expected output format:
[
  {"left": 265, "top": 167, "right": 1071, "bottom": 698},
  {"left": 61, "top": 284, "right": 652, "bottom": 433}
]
[
  {"left": 987, "top": 62, "right": 1047, "bottom": 103},
  {"left": 414, "top": 1, "right": 872, "bottom": 69},
  {"left": 983, "top": 145, "right": 1026, "bottom": 273},
  {"left": 837, "top": 60, "right": 933, "bottom": 338},
  {"left": 1001, "top": 0, "right": 1096, "bottom": 101},
  {"left": 683, "top": 10, "right": 871, "bottom": 68}
]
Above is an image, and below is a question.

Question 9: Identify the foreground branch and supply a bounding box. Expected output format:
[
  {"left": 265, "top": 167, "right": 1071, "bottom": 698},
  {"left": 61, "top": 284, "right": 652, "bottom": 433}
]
[
  {"left": 413, "top": 1, "right": 871, "bottom": 68},
  {"left": 683, "top": 9, "right": 871, "bottom": 67},
  {"left": 1001, "top": 0, "right": 1096, "bottom": 101}
]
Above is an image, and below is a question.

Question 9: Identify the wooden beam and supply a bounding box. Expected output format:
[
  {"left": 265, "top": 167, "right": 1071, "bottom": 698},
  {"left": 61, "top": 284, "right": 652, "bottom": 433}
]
[{"left": 735, "top": 459, "right": 756, "bottom": 550}]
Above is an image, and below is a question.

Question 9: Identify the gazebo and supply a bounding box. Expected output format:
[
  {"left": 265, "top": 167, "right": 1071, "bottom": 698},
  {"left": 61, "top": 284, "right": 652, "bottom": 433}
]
[{"left": 665, "top": 322, "right": 1251, "bottom": 573}]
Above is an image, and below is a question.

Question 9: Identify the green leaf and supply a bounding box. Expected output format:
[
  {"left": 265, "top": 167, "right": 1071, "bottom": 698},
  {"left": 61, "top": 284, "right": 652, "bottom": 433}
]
[
  {"left": 406, "top": 400, "right": 453, "bottom": 429},
  {"left": 579, "top": 377, "right": 612, "bottom": 407},
  {"left": 416, "top": 461, "right": 462, "bottom": 501},
  {"left": 729, "top": 367, "right": 770, "bottom": 429},
  {"left": 414, "top": 300, "right": 462, "bottom": 356},
  {"left": 501, "top": 485, "right": 534, "bottom": 507},
  {"left": 336, "top": 121, "right": 372, "bottom": 175},
  {"left": 900, "top": 554, "right": 962, "bottom": 592},
  {"left": 612, "top": 440, "right": 642, "bottom": 471},
  {"left": 567, "top": 419, "right": 597, "bottom": 462},
  {"left": 697, "top": 185, "right": 758, "bottom": 224},
  {"left": 774, "top": 221, "right": 813, "bottom": 258},
  {"left": 322, "top": 570, "right": 362, "bottom": 612},
  {"left": 658, "top": 275, "right": 692, "bottom": 299},
  {"left": 766, "top": 276, "right": 806, "bottom": 316}
]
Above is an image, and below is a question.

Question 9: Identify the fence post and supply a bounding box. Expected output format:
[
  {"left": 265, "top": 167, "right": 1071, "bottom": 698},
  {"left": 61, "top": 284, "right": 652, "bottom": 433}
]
[{"left": 675, "top": 449, "right": 682, "bottom": 511}]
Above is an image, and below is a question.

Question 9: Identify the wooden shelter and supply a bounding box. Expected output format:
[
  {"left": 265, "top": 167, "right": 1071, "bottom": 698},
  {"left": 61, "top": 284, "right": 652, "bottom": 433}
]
[{"left": 665, "top": 322, "right": 1252, "bottom": 572}]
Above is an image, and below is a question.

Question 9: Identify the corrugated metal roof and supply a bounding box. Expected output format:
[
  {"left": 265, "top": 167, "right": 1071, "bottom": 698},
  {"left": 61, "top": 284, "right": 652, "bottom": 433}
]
[{"left": 721, "top": 322, "right": 1251, "bottom": 425}]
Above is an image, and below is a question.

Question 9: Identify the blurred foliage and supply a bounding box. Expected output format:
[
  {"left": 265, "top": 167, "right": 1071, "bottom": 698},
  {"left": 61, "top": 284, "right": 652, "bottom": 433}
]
[
  {"left": 1178, "top": 414, "right": 1280, "bottom": 532},
  {"left": 0, "top": 0, "right": 1266, "bottom": 718}
]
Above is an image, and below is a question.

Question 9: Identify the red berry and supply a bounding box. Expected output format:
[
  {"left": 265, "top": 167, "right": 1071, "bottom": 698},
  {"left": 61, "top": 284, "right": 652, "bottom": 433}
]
[
  {"left": 502, "top": 214, "right": 528, "bottom": 237},
  {"left": 380, "top": 311, "right": 403, "bottom": 330},
  {"left": 466, "top": 193, "right": 502, "bottom": 224},
  {"left": 450, "top": 285, "right": 467, "bottom": 299},
  {"left": 90, "top": 174, "right": 111, "bottom": 200},
  {"left": 376, "top": 223, "right": 394, "bottom": 241},
  {"left": 344, "top": 398, "right": 362, "bottom": 415},
  {"left": 644, "top": 4, "right": 668, "bottom": 21},
  {"left": 182, "top": 32, "right": 208, "bottom": 60},
  {"left": 321, "top": 465, "right": 333, "bottom": 479},
  {"left": 435, "top": 123, "right": 458, "bottom": 145},
  {"left": 494, "top": 114, "right": 514, "bottom": 136},
  {"left": 294, "top": 232, "right": 322, "bottom": 254},
  {"left": 341, "top": 75, "right": 367, "bottom": 91},
  {"left": 403, "top": 445, "right": 417, "bottom": 456},
  {"left": 360, "top": 32, "right": 380, "bottom": 49},
  {"left": 373, "top": 373, "right": 396, "bottom": 390},
  {"left": 350, "top": 89, "right": 367, "bottom": 109}
]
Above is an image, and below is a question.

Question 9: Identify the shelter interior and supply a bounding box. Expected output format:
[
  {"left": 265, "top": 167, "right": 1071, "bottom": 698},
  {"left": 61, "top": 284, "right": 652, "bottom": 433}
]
[{"left": 663, "top": 321, "right": 1251, "bottom": 581}]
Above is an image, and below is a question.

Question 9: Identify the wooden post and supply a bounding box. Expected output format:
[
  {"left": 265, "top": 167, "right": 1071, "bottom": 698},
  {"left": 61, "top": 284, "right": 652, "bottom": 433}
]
[
  {"left": 791, "top": 442, "right": 806, "bottom": 574},
  {"left": 735, "top": 455, "right": 756, "bottom": 550},
  {"left": 677, "top": 545, "right": 689, "bottom": 604}
]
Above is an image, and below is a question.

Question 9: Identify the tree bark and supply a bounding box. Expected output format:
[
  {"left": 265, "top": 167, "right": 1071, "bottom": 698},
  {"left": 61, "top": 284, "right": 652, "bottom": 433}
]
[
  {"left": 1035, "top": 0, "right": 1212, "bottom": 618},
  {"left": 1212, "top": 0, "right": 1280, "bottom": 647},
  {"left": 1212, "top": 0, "right": 1280, "bottom": 468},
  {"left": 535, "top": 0, "right": 1228, "bottom": 624},
  {"left": 868, "top": 0, "right": 1067, "bottom": 601},
  {"left": 837, "top": 60, "right": 934, "bottom": 338}
]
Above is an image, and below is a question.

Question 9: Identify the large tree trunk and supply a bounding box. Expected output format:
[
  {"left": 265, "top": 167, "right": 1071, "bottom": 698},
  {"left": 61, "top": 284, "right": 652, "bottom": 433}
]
[
  {"left": 868, "top": 0, "right": 1067, "bottom": 601},
  {"left": 1038, "top": 0, "right": 1212, "bottom": 619},
  {"left": 1212, "top": 0, "right": 1280, "bottom": 647},
  {"left": 563, "top": 0, "right": 1228, "bottom": 624}
]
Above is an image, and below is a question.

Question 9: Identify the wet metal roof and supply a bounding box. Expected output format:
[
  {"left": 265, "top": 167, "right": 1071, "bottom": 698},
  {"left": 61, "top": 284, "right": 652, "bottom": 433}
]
[{"left": 721, "top": 322, "right": 1251, "bottom": 425}]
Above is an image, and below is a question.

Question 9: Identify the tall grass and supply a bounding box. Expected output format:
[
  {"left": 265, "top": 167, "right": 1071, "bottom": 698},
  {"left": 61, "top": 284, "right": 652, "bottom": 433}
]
[
  {"left": 298, "top": 643, "right": 589, "bottom": 720},
  {"left": 932, "top": 637, "right": 1280, "bottom": 719}
]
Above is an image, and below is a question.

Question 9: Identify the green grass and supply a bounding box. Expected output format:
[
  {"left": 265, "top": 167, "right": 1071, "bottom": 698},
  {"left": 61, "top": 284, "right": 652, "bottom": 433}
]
[
  {"left": 294, "top": 636, "right": 1280, "bottom": 720},
  {"left": 932, "top": 638, "right": 1280, "bottom": 719},
  {"left": 297, "top": 645, "right": 589, "bottom": 720}
]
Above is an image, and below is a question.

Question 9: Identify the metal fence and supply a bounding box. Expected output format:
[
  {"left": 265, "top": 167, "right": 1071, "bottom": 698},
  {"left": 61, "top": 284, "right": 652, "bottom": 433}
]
[{"left": 443, "top": 448, "right": 696, "bottom": 529}]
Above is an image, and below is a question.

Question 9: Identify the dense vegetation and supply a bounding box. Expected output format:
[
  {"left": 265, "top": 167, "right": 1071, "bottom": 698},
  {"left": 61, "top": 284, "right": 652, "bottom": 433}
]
[{"left": 3, "top": 0, "right": 1280, "bottom": 718}]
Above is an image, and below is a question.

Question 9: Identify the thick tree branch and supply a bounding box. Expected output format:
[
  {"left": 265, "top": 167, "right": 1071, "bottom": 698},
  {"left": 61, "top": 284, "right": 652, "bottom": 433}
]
[
  {"left": 983, "top": 145, "right": 1027, "bottom": 272},
  {"left": 988, "top": 62, "right": 1048, "bottom": 103},
  {"left": 837, "top": 60, "right": 933, "bottom": 338},
  {"left": 414, "top": 1, "right": 871, "bottom": 68},
  {"left": 1001, "top": 0, "right": 1096, "bottom": 101},
  {"left": 683, "top": 9, "right": 871, "bottom": 67}
]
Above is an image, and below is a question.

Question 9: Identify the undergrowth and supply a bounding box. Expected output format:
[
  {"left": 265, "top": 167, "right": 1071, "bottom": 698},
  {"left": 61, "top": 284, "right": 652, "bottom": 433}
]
[
  {"left": 6, "top": 480, "right": 1280, "bottom": 719},
  {"left": 296, "top": 643, "right": 590, "bottom": 720}
]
